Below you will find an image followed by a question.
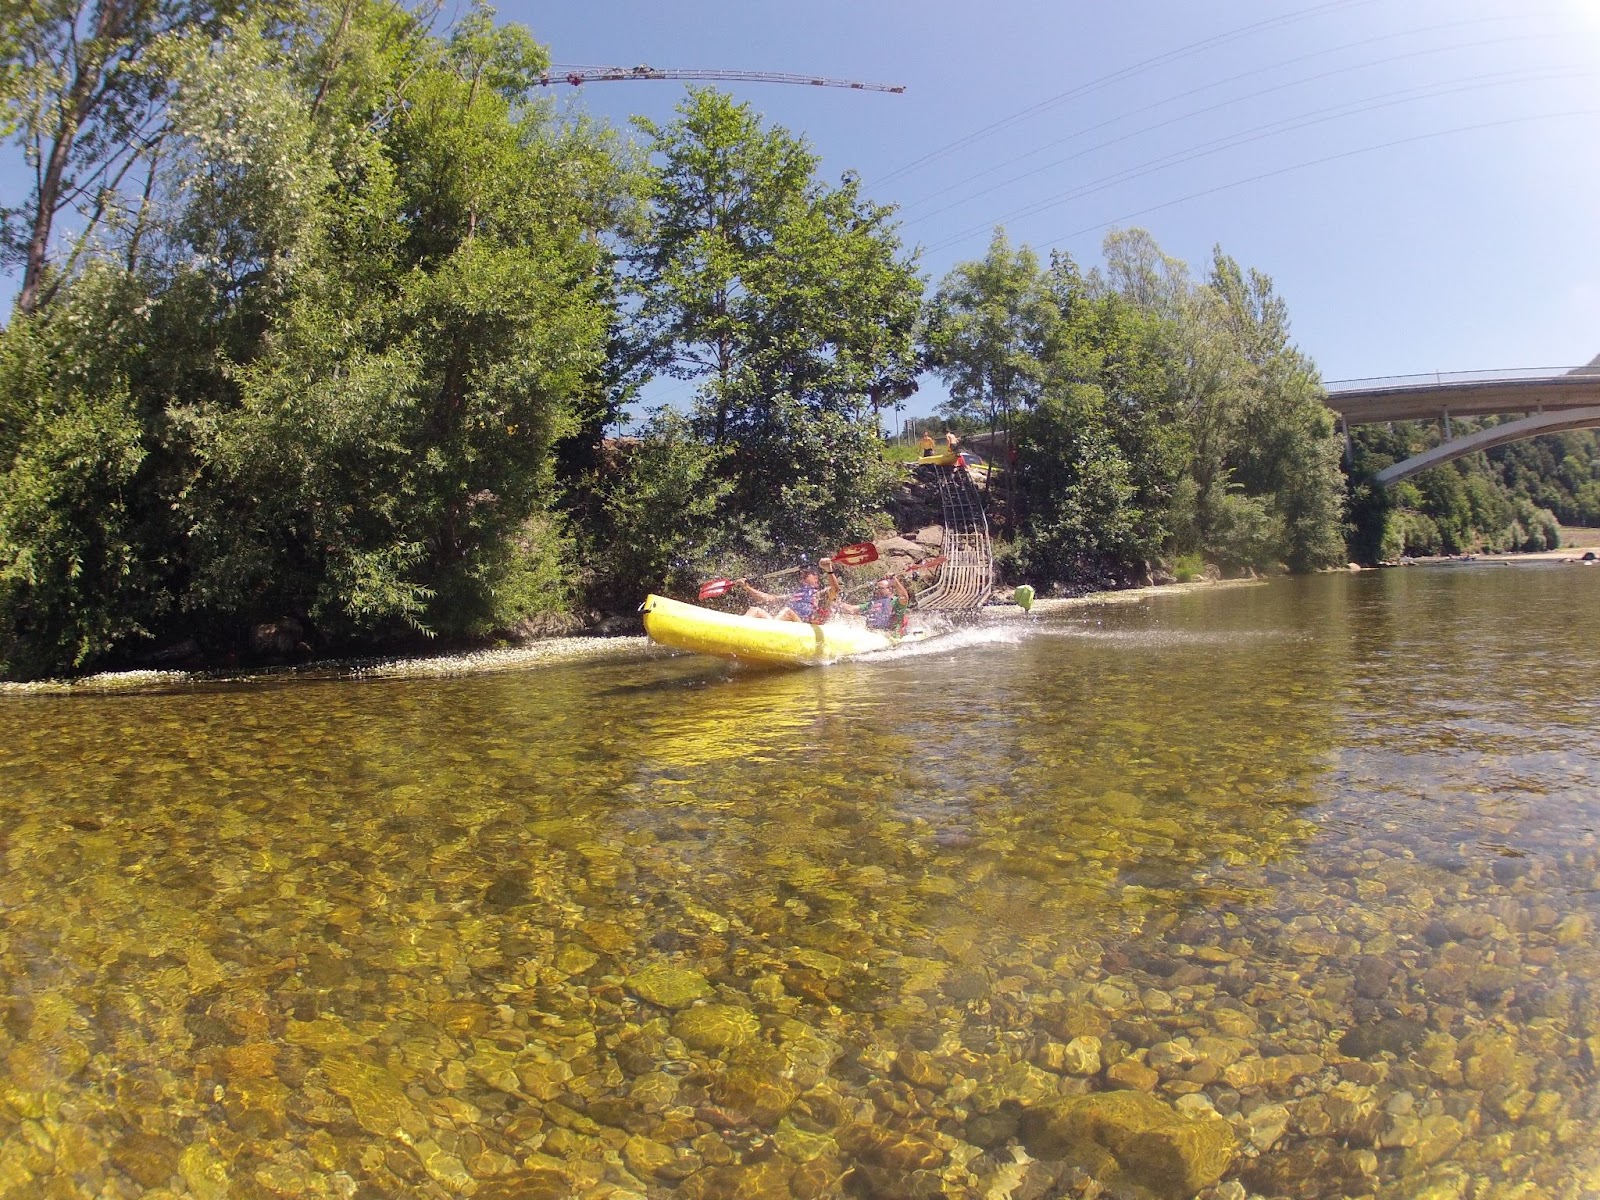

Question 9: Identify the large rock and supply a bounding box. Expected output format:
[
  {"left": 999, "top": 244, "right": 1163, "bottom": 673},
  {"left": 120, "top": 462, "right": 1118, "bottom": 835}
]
[
  {"left": 249, "top": 617, "right": 306, "bottom": 658},
  {"left": 1018, "top": 1090, "right": 1237, "bottom": 1199},
  {"left": 874, "top": 535, "right": 926, "bottom": 559},
  {"left": 626, "top": 966, "right": 712, "bottom": 1009}
]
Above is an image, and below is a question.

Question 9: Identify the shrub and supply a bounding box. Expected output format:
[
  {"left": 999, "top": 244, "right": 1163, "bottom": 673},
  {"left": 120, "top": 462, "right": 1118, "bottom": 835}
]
[{"left": 1172, "top": 552, "right": 1205, "bottom": 582}]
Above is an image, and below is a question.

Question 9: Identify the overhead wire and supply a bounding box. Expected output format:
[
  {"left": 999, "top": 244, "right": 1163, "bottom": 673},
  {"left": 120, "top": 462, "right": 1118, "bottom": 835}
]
[
  {"left": 927, "top": 107, "right": 1600, "bottom": 257},
  {"left": 914, "top": 64, "right": 1596, "bottom": 251},
  {"left": 871, "top": 0, "right": 1380, "bottom": 187},
  {"left": 894, "top": 21, "right": 1555, "bottom": 219}
]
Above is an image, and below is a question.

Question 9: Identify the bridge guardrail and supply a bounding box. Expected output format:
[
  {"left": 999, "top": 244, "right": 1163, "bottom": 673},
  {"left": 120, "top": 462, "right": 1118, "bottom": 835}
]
[{"left": 1323, "top": 367, "right": 1584, "bottom": 393}]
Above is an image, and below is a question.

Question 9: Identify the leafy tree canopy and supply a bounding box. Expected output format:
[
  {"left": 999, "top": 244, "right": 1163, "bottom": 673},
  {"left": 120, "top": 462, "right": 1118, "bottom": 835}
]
[{"left": 622, "top": 87, "right": 921, "bottom": 551}]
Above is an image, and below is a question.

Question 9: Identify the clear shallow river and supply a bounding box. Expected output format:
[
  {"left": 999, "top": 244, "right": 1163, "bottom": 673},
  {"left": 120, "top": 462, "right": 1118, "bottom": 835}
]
[{"left": 3, "top": 566, "right": 1599, "bottom": 1200}]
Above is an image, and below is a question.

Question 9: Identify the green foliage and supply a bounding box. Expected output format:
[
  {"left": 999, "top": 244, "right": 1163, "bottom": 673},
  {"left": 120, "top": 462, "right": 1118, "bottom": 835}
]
[
  {"left": 1348, "top": 418, "right": 1590, "bottom": 560},
  {"left": 1486, "top": 429, "right": 1600, "bottom": 526},
  {"left": 1012, "top": 255, "right": 1187, "bottom": 582},
  {"left": 0, "top": 0, "right": 241, "bottom": 313},
  {"left": 1083, "top": 235, "right": 1348, "bottom": 574},
  {"left": 0, "top": 268, "right": 165, "bottom": 677},
  {"left": 174, "top": 9, "right": 613, "bottom": 643},
  {"left": 572, "top": 409, "right": 731, "bottom": 609},
  {"left": 1205, "top": 491, "right": 1284, "bottom": 572},
  {"left": 625, "top": 89, "right": 919, "bottom": 550},
  {"left": 924, "top": 229, "right": 1055, "bottom": 438},
  {"left": 0, "top": 1, "right": 628, "bottom": 677},
  {"left": 1172, "top": 552, "right": 1205, "bottom": 583},
  {"left": 949, "top": 228, "right": 1351, "bottom": 588},
  {"left": 476, "top": 511, "right": 577, "bottom": 633}
]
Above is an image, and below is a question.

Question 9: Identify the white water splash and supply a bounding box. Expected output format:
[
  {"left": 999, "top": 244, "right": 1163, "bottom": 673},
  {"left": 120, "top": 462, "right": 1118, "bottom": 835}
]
[{"left": 846, "top": 619, "right": 1027, "bottom": 663}]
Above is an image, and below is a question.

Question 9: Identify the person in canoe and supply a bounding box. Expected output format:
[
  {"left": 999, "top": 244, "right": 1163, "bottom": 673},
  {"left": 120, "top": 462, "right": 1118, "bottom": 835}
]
[
  {"left": 834, "top": 572, "right": 912, "bottom": 637},
  {"left": 740, "top": 559, "right": 837, "bottom": 624}
]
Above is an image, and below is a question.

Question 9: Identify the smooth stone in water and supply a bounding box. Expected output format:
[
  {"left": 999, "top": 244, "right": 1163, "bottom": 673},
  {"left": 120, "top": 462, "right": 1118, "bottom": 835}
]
[
  {"left": 1018, "top": 1090, "right": 1238, "bottom": 1200},
  {"left": 627, "top": 966, "right": 713, "bottom": 1009}
]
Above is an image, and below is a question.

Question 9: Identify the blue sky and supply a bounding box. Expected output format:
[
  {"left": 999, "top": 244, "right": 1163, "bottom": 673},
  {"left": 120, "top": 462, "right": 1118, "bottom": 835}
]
[
  {"left": 5, "top": 0, "right": 1597, "bottom": 424},
  {"left": 505, "top": 0, "right": 1600, "bottom": 418}
]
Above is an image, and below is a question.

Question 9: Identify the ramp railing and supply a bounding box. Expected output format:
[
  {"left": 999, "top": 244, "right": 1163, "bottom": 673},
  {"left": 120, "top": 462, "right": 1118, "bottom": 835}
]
[{"left": 913, "top": 461, "right": 993, "bottom": 610}]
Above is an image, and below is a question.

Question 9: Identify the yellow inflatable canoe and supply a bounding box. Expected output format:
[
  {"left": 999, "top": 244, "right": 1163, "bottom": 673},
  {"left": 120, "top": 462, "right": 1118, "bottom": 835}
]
[{"left": 641, "top": 594, "right": 895, "bottom": 666}]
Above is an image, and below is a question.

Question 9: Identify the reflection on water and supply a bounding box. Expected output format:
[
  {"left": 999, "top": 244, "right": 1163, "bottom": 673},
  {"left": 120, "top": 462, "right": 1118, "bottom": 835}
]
[{"left": 3, "top": 567, "right": 1600, "bottom": 1198}]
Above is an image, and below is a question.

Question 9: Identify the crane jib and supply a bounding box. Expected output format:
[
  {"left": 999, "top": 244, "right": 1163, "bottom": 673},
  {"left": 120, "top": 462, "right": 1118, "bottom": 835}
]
[{"left": 536, "top": 66, "right": 905, "bottom": 94}]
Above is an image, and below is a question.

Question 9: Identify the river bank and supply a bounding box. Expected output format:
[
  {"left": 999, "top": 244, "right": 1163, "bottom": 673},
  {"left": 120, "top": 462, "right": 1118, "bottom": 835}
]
[
  {"left": 1, "top": 578, "right": 1260, "bottom": 696},
  {"left": 12, "top": 539, "right": 1598, "bottom": 697}
]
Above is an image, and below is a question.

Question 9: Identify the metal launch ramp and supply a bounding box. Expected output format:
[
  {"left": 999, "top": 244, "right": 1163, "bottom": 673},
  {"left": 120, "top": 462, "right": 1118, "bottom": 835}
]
[{"left": 912, "top": 458, "right": 993, "bottom": 611}]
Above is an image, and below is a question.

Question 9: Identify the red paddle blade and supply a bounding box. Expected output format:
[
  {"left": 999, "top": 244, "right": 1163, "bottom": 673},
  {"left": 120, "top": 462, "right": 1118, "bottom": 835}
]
[
  {"left": 907, "top": 555, "right": 946, "bottom": 576},
  {"left": 833, "top": 542, "right": 878, "bottom": 566},
  {"left": 698, "top": 578, "right": 736, "bottom": 600}
]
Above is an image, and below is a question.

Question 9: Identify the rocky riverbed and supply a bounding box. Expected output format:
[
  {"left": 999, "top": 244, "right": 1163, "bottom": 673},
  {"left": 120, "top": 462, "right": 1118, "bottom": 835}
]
[
  {"left": 3, "top": 770, "right": 1597, "bottom": 1200},
  {"left": 4, "top": 567, "right": 1599, "bottom": 1199}
]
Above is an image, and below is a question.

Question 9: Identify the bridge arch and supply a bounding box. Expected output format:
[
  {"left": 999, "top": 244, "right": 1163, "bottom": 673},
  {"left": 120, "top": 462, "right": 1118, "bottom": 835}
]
[
  {"left": 1373, "top": 406, "right": 1600, "bottom": 486},
  {"left": 1324, "top": 365, "right": 1600, "bottom": 487}
]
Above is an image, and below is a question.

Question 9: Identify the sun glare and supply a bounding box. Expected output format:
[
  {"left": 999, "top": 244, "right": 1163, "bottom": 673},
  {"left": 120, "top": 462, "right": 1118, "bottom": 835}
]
[{"left": 1560, "top": 0, "right": 1600, "bottom": 32}]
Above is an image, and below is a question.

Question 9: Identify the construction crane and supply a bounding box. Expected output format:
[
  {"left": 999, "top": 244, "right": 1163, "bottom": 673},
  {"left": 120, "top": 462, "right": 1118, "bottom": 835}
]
[{"left": 536, "top": 64, "right": 905, "bottom": 93}]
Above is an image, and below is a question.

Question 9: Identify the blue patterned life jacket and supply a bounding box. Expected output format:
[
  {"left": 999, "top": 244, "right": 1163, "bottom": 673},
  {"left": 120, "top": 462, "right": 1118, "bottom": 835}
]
[
  {"left": 791, "top": 582, "right": 821, "bottom": 621},
  {"left": 864, "top": 593, "right": 906, "bottom": 633}
]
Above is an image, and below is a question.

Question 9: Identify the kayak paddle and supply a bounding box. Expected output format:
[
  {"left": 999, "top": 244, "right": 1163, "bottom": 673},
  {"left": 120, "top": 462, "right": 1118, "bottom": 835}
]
[{"left": 698, "top": 542, "right": 879, "bottom": 601}]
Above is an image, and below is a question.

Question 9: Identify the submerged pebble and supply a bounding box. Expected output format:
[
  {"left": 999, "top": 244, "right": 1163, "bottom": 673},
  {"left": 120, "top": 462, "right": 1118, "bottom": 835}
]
[{"left": 3, "top": 571, "right": 1600, "bottom": 1197}]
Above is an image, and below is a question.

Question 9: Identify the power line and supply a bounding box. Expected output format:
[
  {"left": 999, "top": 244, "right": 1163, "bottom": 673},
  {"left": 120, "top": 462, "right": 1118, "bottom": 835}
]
[
  {"left": 871, "top": 0, "right": 1379, "bottom": 187},
  {"left": 968, "top": 108, "right": 1600, "bottom": 258},
  {"left": 915, "top": 65, "right": 1595, "bottom": 250},
  {"left": 535, "top": 65, "right": 905, "bottom": 93},
  {"left": 895, "top": 21, "right": 1554, "bottom": 219}
]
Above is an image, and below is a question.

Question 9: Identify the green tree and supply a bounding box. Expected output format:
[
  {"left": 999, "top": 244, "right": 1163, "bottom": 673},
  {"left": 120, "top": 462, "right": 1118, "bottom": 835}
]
[
  {"left": 0, "top": 263, "right": 166, "bottom": 676},
  {"left": 573, "top": 408, "right": 731, "bottom": 610},
  {"left": 0, "top": 1, "right": 632, "bottom": 676},
  {"left": 1205, "top": 250, "right": 1346, "bottom": 572},
  {"left": 923, "top": 228, "right": 1055, "bottom": 447},
  {"left": 626, "top": 88, "right": 921, "bottom": 550},
  {"left": 1093, "top": 231, "right": 1345, "bottom": 573},
  {"left": 0, "top": 0, "right": 237, "bottom": 314},
  {"left": 1013, "top": 252, "right": 1187, "bottom": 585},
  {"left": 1346, "top": 416, "right": 1588, "bottom": 561},
  {"left": 176, "top": 4, "right": 619, "bottom": 642}
]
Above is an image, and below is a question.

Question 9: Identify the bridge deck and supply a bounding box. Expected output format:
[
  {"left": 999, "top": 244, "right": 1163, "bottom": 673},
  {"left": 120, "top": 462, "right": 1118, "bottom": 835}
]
[{"left": 1325, "top": 375, "right": 1600, "bottom": 425}]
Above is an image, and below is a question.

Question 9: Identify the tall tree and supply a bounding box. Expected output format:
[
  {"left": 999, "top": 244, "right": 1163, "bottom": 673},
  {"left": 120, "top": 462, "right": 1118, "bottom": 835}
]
[
  {"left": 1093, "top": 229, "right": 1346, "bottom": 572},
  {"left": 1, "top": 1, "right": 633, "bottom": 677},
  {"left": 626, "top": 88, "right": 920, "bottom": 548},
  {"left": 1013, "top": 251, "right": 1187, "bottom": 584},
  {"left": 0, "top": 0, "right": 234, "bottom": 314},
  {"left": 923, "top": 227, "right": 1056, "bottom": 446},
  {"left": 1205, "top": 249, "right": 1346, "bottom": 572},
  {"left": 177, "top": 3, "right": 622, "bottom": 641}
]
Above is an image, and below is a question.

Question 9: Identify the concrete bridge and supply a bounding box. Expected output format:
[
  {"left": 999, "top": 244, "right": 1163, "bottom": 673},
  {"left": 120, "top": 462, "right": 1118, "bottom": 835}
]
[{"left": 1323, "top": 358, "right": 1600, "bottom": 485}]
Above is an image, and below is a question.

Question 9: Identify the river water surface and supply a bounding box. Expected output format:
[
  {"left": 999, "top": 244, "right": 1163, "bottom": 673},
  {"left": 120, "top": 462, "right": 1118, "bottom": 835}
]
[{"left": 3, "top": 566, "right": 1599, "bottom": 1200}]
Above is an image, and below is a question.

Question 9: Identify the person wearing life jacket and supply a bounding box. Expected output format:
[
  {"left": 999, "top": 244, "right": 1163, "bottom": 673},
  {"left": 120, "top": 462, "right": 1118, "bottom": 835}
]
[
  {"left": 836, "top": 572, "right": 911, "bottom": 637},
  {"left": 740, "top": 560, "right": 835, "bottom": 624}
]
